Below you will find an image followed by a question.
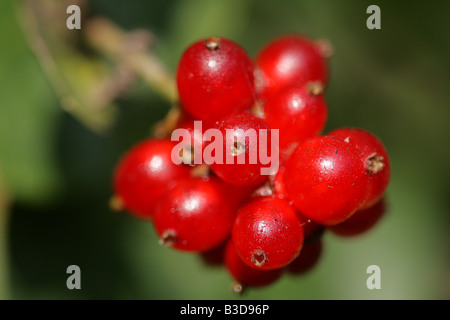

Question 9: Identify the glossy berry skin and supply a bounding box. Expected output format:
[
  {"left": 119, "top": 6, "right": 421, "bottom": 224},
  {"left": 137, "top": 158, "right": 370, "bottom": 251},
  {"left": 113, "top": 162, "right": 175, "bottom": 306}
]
[
  {"left": 209, "top": 112, "right": 275, "bottom": 186},
  {"left": 271, "top": 167, "right": 325, "bottom": 241},
  {"left": 327, "top": 128, "right": 390, "bottom": 209},
  {"left": 176, "top": 37, "right": 255, "bottom": 122},
  {"left": 252, "top": 166, "right": 325, "bottom": 243},
  {"left": 232, "top": 197, "right": 304, "bottom": 270},
  {"left": 284, "top": 136, "right": 368, "bottom": 226},
  {"left": 263, "top": 83, "right": 328, "bottom": 153},
  {"left": 224, "top": 239, "right": 283, "bottom": 289},
  {"left": 255, "top": 35, "right": 328, "bottom": 100},
  {"left": 153, "top": 176, "right": 236, "bottom": 252},
  {"left": 113, "top": 139, "right": 191, "bottom": 219}
]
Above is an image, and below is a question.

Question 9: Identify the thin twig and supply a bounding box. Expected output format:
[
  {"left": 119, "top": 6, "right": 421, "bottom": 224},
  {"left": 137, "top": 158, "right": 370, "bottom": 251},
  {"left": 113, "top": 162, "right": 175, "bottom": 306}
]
[
  {"left": 85, "top": 18, "right": 178, "bottom": 104},
  {"left": 18, "top": 0, "right": 70, "bottom": 104},
  {"left": 17, "top": 0, "right": 120, "bottom": 133}
]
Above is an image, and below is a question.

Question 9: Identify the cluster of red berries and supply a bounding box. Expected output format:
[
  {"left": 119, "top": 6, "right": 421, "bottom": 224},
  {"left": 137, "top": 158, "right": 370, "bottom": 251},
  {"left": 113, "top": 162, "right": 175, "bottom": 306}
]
[{"left": 112, "top": 35, "right": 390, "bottom": 292}]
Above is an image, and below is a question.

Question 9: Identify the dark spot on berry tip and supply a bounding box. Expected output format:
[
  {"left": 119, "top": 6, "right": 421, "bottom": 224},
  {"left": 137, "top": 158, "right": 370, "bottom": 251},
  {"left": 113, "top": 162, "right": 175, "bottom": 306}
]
[
  {"left": 335, "top": 150, "right": 338, "bottom": 155},
  {"left": 205, "top": 37, "right": 221, "bottom": 51},
  {"left": 366, "top": 153, "right": 385, "bottom": 174},
  {"left": 251, "top": 250, "right": 267, "bottom": 267},
  {"left": 159, "top": 230, "right": 177, "bottom": 247}
]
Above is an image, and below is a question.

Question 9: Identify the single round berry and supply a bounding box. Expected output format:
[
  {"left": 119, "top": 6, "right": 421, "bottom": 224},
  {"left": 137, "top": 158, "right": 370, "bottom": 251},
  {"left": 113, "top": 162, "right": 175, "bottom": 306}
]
[
  {"left": 327, "top": 128, "right": 390, "bottom": 209},
  {"left": 209, "top": 112, "right": 275, "bottom": 186},
  {"left": 153, "top": 176, "right": 236, "bottom": 252},
  {"left": 329, "top": 198, "right": 386, "bottom": 237},
  {"left": 284, "top": 136, "right": 368, "bottom": 225},
  {"left": 232, "top": 197, "right": 304, "bottom": 270},
  {"left": 113, "top": 138, "right": 191, "bottom": 219},
  {"left": 224, "top": 239, "right": 283, "bottom": 291},
  {"left": 176, "top": 37, "right": 255, "bottom": 122},
  {"left": 255, "top": 35, "right": 328, "bottom": 99},
  {"left": 263, "top": 82, "right": 328, "bottom": 153}
]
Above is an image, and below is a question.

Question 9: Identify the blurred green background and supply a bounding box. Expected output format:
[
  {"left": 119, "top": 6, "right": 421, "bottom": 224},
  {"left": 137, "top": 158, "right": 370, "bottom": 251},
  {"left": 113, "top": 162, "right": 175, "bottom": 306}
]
[{"left": 0, "top": 0, "right": 449, "bottom": 300}]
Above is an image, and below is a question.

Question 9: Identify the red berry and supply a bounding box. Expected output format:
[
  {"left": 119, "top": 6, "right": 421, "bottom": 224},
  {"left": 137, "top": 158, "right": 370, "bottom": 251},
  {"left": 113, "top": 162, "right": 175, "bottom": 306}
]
[
  {"left": 329, "top": 198, "right": 387, "bottom": 237},
  {"left": 232, "top": 197, "right": 304, "bottom": 270},
  {"left": 209, "top": 112, "right": 276, "bottom": 186},
  {"left": 226, "top": 183, "right": 256, "bottom": 212},
  {"left": 113, "top": 139, "right": 191, "bottom": 219},
  {"left": 153, "top": 176, "right": 236, "bottom": 252},
  {"left": 224, "top": 239, "right": 283, "bottom": 290},
  {"left": 263, "top": 82, "right": 328, "bottom": 153},
  {"left": 253, "top": 167, "right": 325, "bottom": 242},
  {"left": 255, "top": 35, "right": 328, "bottom": 99},
  {"left": 272, "top": 167, "right": 325, "bottom": 241},
  {"left": 176, "top": 37, "right": 255, "bottom": 122},
  {"left": 327, "top": 128, "right": 390, "bottom": 209},
  {"left": 284, "top": 136, "right": 368, "bottom": 225},
  {"left": 252, "top": 168, "right": 325, "bottom": 243}
]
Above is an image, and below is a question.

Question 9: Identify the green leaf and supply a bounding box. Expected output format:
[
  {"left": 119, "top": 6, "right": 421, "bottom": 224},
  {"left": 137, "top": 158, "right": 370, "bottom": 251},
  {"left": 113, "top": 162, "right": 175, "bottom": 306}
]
[{"left": 0, "top": 0, "right": 61, "bottom": 204}]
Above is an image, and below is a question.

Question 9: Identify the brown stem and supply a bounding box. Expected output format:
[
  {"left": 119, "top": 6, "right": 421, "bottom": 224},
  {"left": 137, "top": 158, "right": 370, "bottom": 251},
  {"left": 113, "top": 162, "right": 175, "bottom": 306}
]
[
  {"left": 17, "top": 0, "right": 119, "bottom": 133},
  {"left": 18, "top": 1, "right": 72, "bottom": 109},
  {"left": 84, "top": 18, "right": 177, "bottom": 104},
  {"left": 152, "top": 105, "right": 182, "bottom": 138},
  {"left": 109, "top": 195, "right": 124, "bottom": 212}
]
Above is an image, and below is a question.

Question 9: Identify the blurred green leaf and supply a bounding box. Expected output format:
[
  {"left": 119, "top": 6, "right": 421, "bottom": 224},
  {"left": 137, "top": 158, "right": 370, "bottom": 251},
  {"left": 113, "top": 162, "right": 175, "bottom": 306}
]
[
  {"left": 0, "top": 0, "right": 61, "bottom": 204},
  {"left": 19, "top": 0, "right": 120, "bottom": 133}
]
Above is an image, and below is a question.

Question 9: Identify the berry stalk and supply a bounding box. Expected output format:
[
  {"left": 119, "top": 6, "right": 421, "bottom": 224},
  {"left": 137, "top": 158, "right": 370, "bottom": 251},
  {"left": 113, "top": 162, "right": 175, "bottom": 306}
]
[
  {"left": 84, "top": 18, "right": 182, "bottom": 137},
  {"left": 85, "top": 18, "right": 177, "bottom": 104}
]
